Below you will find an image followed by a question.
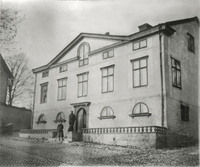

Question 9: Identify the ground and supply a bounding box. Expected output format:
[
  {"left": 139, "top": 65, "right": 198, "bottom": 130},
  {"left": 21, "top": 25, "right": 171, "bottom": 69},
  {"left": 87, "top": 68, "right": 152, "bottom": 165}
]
[{"left": 0, "top": 133, "right": 199, "bottom": 166}]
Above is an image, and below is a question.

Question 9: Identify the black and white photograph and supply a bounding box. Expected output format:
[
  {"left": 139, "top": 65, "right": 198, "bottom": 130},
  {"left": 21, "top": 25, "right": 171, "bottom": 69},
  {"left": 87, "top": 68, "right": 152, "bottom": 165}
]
[{"left": 0, "top": 0, "right": 199, "bottom": 166}]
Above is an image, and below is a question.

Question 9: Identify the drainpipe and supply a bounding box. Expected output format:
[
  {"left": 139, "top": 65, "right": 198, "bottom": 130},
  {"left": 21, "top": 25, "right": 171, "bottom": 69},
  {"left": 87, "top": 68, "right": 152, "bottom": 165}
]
[
  {"left": 31, "top": 74, "right": 37, "bottom": 129},
  {"left": 159, "top": 25, "right": 165, "bottom": 127}
]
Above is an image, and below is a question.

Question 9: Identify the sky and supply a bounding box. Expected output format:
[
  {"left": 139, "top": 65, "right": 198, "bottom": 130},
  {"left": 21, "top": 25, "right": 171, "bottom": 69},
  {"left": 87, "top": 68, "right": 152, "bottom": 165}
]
[{"left": 2, "top": 0, "right": 200, "bottom": 69}]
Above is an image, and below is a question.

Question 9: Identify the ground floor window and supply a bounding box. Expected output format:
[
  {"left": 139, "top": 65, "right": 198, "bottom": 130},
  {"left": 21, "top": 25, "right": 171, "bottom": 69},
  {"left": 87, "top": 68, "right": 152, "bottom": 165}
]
[
  {"left": 36, "top": 114, "right": 46, "bottom": 124},
  {"left": 98, "top": 106, "right": 116, "bottom": 120}
]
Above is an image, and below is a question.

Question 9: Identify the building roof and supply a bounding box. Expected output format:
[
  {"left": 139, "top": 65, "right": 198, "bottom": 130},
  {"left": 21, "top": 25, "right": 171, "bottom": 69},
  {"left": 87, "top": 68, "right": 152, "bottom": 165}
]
[
  {"left": 0, "top": 54, "right": 13, "bottom": 78},
  {"left": 33, "top": 16, "right": 198, "bottom": 73}
]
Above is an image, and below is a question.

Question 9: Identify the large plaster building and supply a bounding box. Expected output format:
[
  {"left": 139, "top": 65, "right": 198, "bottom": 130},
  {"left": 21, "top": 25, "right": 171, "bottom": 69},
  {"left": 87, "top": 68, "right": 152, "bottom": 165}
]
[{"left": 31, "top": 17, "right": 199, "bottom": 148}]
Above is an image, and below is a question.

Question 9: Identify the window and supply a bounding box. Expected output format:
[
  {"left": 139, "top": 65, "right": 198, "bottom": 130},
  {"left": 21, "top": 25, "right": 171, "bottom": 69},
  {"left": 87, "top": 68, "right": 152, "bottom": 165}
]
[
  {"left": 42, "top": 71, "right": 49, "bottom": 78},
  {"left": 59, "top": 64, "right": 67, "bottom": 73},
  {"left": 78, "top": 42, "right": 90, "bottom": 67},
  {"left": 131, "top": 57, "right": 148, "bottom": 87},
  {"left": 77, "top": 72, "right": 88, "bottom": 97},
  {"left": 58, "top": 78, "right": 67, "bottom": 100},
  {"left": 40, "top": 83, "right": 48, "bottom": 103},
  {"left": 133, "top": 39, "right": 147, "bottom": 50},
  {"left": 102, "top": 50, "right": 114, "bottom": 59},
  {"left": 36, "top": 114, "right": 46, "bottom": 124},
  {"left": 98, "top": 106, "right": 116, "bottom": 120},
  {"left": 101, "top": 65, "right": 114, "bottom": 93},
  {"left": 54, "top": 112, "right": 66, "bottom": 123},
  {"left": 171, "top": 57, "right": 181, "bottom": 88},
  {"left": 129, "top": 102, "right": 151, "bottom": 118},
  {"left": 181, "top": 105, "right": 189, "bottom": 121},
  {"left": 187, "top": 33, "right": 195, "bottom": 53}
]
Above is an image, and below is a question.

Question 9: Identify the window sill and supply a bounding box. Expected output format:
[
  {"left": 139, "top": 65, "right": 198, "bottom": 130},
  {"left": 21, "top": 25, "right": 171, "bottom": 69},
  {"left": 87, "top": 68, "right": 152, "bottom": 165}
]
[
  {"left": 36, "top": 121, "right": 47, "bottom": 124},
  {"left": 53, "top": 119, "right": 66, "bottom": 123},
  {"left": 129, "top": 113, "right": 151, "bottom": 118},
  {"left": 98, "top": 116, "right": 116, "bottom": 120}
]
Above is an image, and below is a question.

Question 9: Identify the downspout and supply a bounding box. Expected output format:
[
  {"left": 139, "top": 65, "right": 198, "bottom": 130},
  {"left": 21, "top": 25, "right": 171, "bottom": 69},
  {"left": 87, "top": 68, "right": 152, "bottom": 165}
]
[
  {"left": 159, "top": 25, "right": 165, "bottom": 127},
  {"left": 31, "top": 73, "right": 37, "bottom": 129}
]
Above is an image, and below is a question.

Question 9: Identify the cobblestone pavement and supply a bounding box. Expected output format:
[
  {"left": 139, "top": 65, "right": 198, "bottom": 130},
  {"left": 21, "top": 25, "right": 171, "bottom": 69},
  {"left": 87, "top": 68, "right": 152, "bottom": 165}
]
[{"left": 0, "top": 133, "right": 199, "bottom": 166}]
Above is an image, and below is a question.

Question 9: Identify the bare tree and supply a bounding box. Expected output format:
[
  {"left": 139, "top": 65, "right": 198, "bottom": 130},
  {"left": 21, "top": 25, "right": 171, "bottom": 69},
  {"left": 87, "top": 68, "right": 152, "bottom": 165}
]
[
  {"left": 5, "top": 53, "right": 34, "bottom": 106},
  {"left": 0, "top": 8, "right": 24, "bottom": 52}
]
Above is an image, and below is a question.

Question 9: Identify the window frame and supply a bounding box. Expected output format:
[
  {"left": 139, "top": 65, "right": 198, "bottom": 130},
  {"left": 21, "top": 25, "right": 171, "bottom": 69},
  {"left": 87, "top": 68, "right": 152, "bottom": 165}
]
[
  {"left": 77, "top": 72, "right": 89, "bottom": 97},
  {"left": 129, "top": 102, "right": 151, "bottom": 118},
  {"left": 171, "top": 57, "right": 181, "bottom": 89},
  {"left": 59, "top": 64, "right": 67, "bottom": 73},
  {"left": 54, "top": 112, "right": 66, "bottom": 123},
  {"left": 98, "top": 106, "right": 116, "bottom": 120},
  {"left": 40, "top": 82, "right": 48, "bottom": 104},
  {"left": 133, "top": 39, "right": 147, "bottom": 51},
  {"left": 101, "top": 65, "right": 115, "bottom": 93},
  {"left": 131, "top": 56, "right": 148, "bottom": 88},
  {"left": 42, "top": 71, "right": 49, "bottom": 78},
  {"left": 78, "top": 42, "right": 90, "bottom": 67},
  {"left": 181, "top": 105, "right": 189, "bottom": 122},
  {"left": 187, "top": 33, "right": 195, "bottom": 53},
  {"left": 102, "top": 50, "right": 114, "bottom": 59},
  {"left": 57, "top": 77, "right": 67, "bottom": 101},
  {"left": 36, "top": 114, "right": 46, "bottom": 124}
]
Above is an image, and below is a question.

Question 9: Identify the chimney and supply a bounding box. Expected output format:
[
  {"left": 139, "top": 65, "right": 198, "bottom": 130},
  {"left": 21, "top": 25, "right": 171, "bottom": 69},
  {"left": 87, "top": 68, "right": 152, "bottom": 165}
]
[
  {"left": 105, "top": 32, "right": 110, "bottom": 35},
  {"left": 138, "top": 23, "right": 152, "bottom": 32}
]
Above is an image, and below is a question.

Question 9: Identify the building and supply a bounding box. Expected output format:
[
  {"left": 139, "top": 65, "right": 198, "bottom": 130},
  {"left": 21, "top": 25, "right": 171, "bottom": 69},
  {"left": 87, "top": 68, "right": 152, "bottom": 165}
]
[
  {"left": 31, "top": 17, "right": 199, "bottom": 148},
  {"left": 0, "top": 54, "right": 32, "bottom": 132}
]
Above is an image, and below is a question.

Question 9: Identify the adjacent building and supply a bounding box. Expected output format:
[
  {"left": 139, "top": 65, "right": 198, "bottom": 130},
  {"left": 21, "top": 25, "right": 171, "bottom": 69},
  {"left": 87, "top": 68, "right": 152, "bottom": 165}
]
[{"left": 32, "top": 17, "right": 199, "bottom": 148}]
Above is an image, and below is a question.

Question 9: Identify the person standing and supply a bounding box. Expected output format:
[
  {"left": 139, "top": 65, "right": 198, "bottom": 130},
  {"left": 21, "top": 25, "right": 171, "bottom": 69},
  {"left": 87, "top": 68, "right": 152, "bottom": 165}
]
[
  {"left": 68, "top": 111, "right": 76, "bottom": 131},
  {"left": 57, "top": 122, "right": 64, "bottom": 141}
]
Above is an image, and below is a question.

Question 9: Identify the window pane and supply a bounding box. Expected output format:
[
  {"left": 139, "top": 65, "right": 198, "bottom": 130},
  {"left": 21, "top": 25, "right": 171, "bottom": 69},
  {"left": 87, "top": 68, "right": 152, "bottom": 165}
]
[
  {"left": 108, "top": 50, "right": 114, "bottom": 57},
  {"left": 101, "top": 109, "right": 106, "bottom": 116},
  {"left": 78, "top": 75, "right": 83, "bottom": 82},
  {"left": 62, "top": 79, "right": 67, "bottom": 86},
  {"left": 134, "top": 104, "right": 140, "bottom": 114},
  {"left": 133, "top": 42, "right": 139, "bottom": 50},
  {"left": 140, "top": 59, "right": 147, "bottom": 68},
  {"left": 78, "top": 83, "right": 82, "bottom": 96},
  {"left": 83, "top": 73, "right": 87, "bottom": 81},
  {"left": 177, "top": 70, "right": 181, "bottom": 86},
  {"left": 176, "top": 61, "right": 180, "bottom": 70},
  {"left": 141, "top": 104, "right": 148, "bottom": 113},
  {"left": 102, "top": 69, "right": 108, "bottom": 77},
  {"left": 84, "top": 45, "right": 89, "bottom": 59},
  {"left": 108, "top": 76, "right": 113, "bottom": 91},
  {"left": 133, "top": 61, "right": 139, "bottom": 69},
  {"left": 102, "top": 77, "right": 107, "bottom": 92},
  {"left": 62, "top": 87, "right": 66, "bottom": 99},
  {"left": 79, "top": 60, "right": 83, "bottom": 66},
  {"left": 103, "top": 52, "right": 108, "bottom": 59},
  {"left": 141, "top": 68, "right": 147, "bottom": 85},
  {"left": 140, "top": 40, "right": 147, "bottom": 48},
  {"left": 83, "top": 82, "right": 87, "bottom": 96},
  {"left": 108, "top": 67, "right": 113, "bottom": 75},
  {"left": 58, "top": 87, "right": 62, "bottom": 100},
  {"left": 172, "top": 68, "right": 177, "bottom": 85},
  {"left": 133, "top": 70, "right": 140, "bottom": 87},
  {"left": 84, "top": 58, "right": 88, "bottom": 65}
]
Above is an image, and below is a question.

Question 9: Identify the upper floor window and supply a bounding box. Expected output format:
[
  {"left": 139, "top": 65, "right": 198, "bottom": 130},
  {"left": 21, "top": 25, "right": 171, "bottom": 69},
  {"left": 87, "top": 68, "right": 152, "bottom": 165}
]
[
  {"left": 131, "top": 56, "right": 148, "bottom": 88},
  {"left": 36, "top": 114, "right": 46, "bottom": 124},
  {"left": 181, "top": 105, "right": 189, "bottom": 121},
  {"left": 42, "top": 71, "right": 49, "bottom": 78},
  {"left": 58, "top": 78, "right": 67, "bottom": 101},
  {"left": 101, "top": 65, "right": 114, "bottom": 93},
  {"left": 129, "top": 102, "right": 151, "bottom": 118},
  {"left": 59, "top": 64, "right": 67, "bottom": 73},
  {"left": 133, "top": 39, "right": 147, "bottom": 51},
  {"left": 77, "top": 72, "right": 88, "bottom": 97},
  {"left": 40, "top": 83, "right": 48, "bottom": 103},
  {"left": 98, "top": 106, "right": 116, "bottom": 120},
  {"left": 54, "top": 112, "right": 66, "bottom": 123},
  {"left": 171, "top": 57, "right": 181, "bottom": 88},
  {"left": 78, "top": 42, "right": 90, "bottom": 67},
  {"left": 102, "top": 50, "right": 114, "bottom": 59},
  {"left": 187, "top": 33, "right": 195, "bottom": 53}
]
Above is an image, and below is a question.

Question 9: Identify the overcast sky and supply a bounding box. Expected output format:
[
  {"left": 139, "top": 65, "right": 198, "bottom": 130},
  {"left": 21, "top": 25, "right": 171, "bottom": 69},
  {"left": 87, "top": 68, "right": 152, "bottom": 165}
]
[{"left": 2, "top": 0, "right": 200, "bottom": 69}]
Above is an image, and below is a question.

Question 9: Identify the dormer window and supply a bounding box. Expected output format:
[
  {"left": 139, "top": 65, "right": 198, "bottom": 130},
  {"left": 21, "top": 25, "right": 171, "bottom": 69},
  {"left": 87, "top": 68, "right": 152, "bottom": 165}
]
[
  {"left": 42, "top": 71, "right": 49, "bottom": 78},
  {"left": 78, "top": 42, "right": 90, "bottom": 67},
  {"left": 59, "top": 64, "right": 67, "bottom": 73}
]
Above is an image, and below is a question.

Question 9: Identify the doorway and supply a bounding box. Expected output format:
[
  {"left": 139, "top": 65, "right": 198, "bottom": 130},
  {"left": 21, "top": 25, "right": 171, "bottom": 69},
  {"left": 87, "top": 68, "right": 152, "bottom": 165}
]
[{"left": 76, "top": 108, "right": 86, "bottom": 132}]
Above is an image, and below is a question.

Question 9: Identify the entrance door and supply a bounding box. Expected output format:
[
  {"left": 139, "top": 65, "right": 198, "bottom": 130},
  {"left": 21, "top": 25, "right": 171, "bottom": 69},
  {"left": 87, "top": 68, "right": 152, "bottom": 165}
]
[{"left": 77, "top": 108, "right": 86, "bottom": 132}]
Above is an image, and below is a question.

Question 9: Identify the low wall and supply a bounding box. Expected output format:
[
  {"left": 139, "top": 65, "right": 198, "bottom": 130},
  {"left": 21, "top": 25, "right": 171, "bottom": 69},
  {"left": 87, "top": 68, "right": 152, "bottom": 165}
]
[
  {"left": 0, "top": 103, "right": 31, "bottom": 131},
  {"left": 83, "top": 126, "right": 167, "bottom": 149}
]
